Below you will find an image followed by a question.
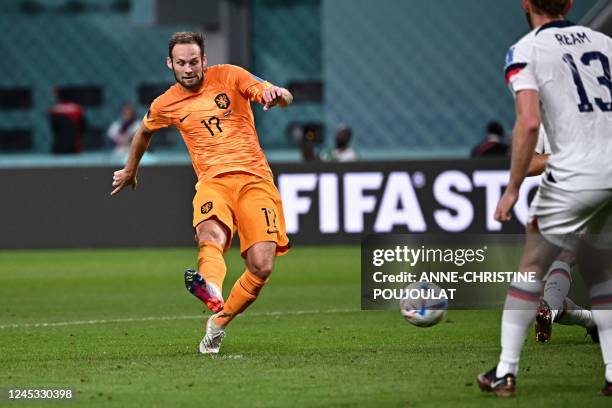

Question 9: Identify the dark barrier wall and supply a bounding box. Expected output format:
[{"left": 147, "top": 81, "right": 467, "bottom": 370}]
[
  {"left": 1, "top": 165, "right": 197, "bottom": 249},
  {"left": 0, "top": 159, "right": 536, "bottom": 249}
]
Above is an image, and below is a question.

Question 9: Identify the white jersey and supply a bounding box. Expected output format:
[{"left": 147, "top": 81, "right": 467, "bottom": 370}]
[
  {"left": 505, "top": 21, "right": 612, "bottom": 189},
  {"left": 535, "top": 126, "right": 551, "bottom": 155}
]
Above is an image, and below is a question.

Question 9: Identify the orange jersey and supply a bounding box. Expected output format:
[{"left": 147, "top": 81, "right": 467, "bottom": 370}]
[{"left": 143, "top": 64, "right": 273, "bottom": 182}]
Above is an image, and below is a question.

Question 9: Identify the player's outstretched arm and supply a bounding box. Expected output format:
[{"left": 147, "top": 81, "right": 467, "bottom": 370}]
[
  {"left": 262, "top": 86, "right": 293, "bottom": 111},
  {"left": 495, "top": 90, "right": 540, "bottom": 222},
  {"left": 111, "top": 123, "right": 154, "bottom": 196}
]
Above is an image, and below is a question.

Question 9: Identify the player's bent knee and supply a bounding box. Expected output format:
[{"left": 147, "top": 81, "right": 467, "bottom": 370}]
[
  {"left": 245, "top": 244, "right": 276, "bottom": 279},
  {"left": 246, "top": 255, "right": 274, "bottom": 278},
  {"left": 195, "top": 219, "right": 228, "bottom": 248},
  {"left": 250, "top": 263, "right": 273, "bottom": 279},
  {"left": 557, "top": 250, "right": 576, "bottom": 265}
]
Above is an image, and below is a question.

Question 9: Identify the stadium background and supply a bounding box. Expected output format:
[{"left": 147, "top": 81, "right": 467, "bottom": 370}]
[
  {"left": 0, "top": 0, "right": 598, "bottom": 157},
  {"left": 0, "top": 0, "right": 602, "bottom": 247},
  {"left": 2, "top": 1, "right": 612, "bottom": 407}
]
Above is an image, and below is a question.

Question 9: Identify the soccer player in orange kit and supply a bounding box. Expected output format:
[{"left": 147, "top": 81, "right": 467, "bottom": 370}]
[{"left": 111, "top": 32, "right": 292, "bottom": 354}]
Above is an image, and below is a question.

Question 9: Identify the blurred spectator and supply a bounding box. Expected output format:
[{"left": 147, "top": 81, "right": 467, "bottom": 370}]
[
  {"left": 330, "top": 124, "right": 358, "bottom": 162},
  {"left": 471, "top": 121, "right": 509, "bottom": 158},
  {"left": 107, "top": 102, "right": 139, "bottom": 156},
  {"left": 48, "top": 88, "right": 86, "bottom": 154},
  {"left": 300, "top": 142, "right": 320, "bottom": 161},
  {"left": 295, "top": 123, "right": 323, "bottom": 162}
]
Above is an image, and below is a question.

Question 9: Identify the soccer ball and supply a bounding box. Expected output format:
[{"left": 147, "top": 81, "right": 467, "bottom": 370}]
[{"left": 399, "top": 281, "right": 447, "bottom": 327}]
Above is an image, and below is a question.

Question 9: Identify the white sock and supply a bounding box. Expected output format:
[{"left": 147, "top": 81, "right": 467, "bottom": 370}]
[
  {"left": 497, "top": 280, "right": 543, "bottom": 378},
  {"left": 590, "top": 279, "right": 612, "bottom": 383},
  {"left": 556, "top": 297, "right": 595, "bottom": 329},
  {"left": 543, "top": 260, "right": 571, "bottom": 321}
]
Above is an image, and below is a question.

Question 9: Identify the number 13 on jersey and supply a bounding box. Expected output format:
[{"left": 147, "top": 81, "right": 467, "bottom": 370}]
[{"left": 563, "top": 51, "right": 612, "bottom": 113}]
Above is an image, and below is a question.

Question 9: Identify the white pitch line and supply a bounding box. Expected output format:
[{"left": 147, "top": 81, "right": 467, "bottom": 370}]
[{"left": 0, "top": 308, "right": 360, "bottom": 330}]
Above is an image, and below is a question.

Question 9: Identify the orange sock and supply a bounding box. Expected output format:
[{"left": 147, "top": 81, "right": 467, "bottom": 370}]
[
  {"left": 214, "top": 269, "right": 267, "bottom": 327},
  {"left": 197, "top": 241, "right": 226, "bottom": 295}
]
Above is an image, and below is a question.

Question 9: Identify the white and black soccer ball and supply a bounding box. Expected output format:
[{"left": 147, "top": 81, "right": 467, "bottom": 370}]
[{"left": 399, "top": 281, "right": 447, "bottom": 327}]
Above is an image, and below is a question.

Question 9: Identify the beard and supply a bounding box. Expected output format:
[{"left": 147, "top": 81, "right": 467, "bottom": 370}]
[
  {"left": 525, "top": 11, "right": 534, "bottom": 29},
  {"left": 172, "top": 67, "right": 204, "bottom": 91}
]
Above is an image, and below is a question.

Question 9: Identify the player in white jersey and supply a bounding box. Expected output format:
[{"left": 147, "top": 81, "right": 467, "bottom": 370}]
[
  {"left": 530, "top": 128, "right": 597, "bottom": 343},
  {"left": 477, "top": 0, "right": 612, "bottom": 397}
]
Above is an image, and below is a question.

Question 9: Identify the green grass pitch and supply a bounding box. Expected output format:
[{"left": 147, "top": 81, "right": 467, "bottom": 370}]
[{"left": 0, "top": 246, "right": 609, "bottom": 407}]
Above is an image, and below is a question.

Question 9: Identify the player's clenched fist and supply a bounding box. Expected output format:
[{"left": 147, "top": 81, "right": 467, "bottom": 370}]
[
  {"left": 494, "top": 189, "right": 518, "bottom": 222},
  {"left": 111, "top": 169, "right": 137, "bottom": 196},
  {"left": 263, "top": 86, "right": 291, "bottom": 111}
]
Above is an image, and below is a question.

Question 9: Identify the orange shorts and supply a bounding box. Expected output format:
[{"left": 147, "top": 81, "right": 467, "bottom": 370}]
[{"left": 192, "top": 172, "right": 290, "bottom": 256}]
